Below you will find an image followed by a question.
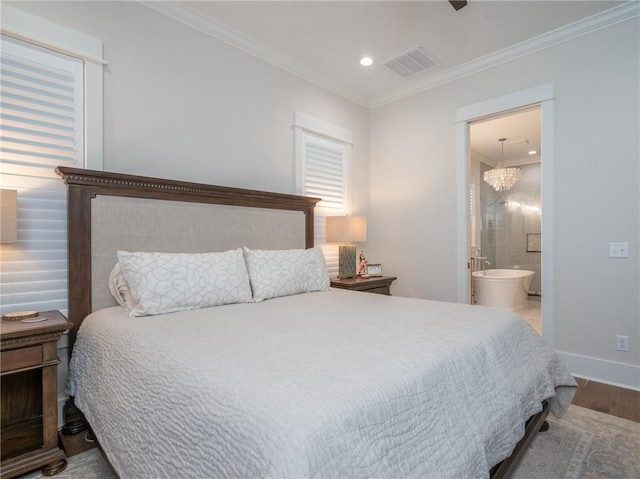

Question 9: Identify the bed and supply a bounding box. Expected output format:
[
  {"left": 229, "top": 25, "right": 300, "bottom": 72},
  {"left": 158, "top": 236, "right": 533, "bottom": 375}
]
[{"left": 56, "top": 167, "right": 577, "bottom": 479}]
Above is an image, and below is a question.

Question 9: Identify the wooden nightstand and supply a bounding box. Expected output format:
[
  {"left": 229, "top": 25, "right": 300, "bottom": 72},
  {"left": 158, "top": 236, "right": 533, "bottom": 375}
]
[
  {"left": 1, "top": 310, "right": 71, "bottom": 478},
  {"left": 330, "top": 276, "right": 397, "bottom": 295}
]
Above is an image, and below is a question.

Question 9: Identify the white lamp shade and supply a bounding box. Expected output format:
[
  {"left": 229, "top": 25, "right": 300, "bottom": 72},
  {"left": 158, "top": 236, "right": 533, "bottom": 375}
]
[
  {"left": 1, "top": 189, "right": 17, "bottom": 243},
  {"left": 326, "top": 216, "right": 367, "bottom": 243}
]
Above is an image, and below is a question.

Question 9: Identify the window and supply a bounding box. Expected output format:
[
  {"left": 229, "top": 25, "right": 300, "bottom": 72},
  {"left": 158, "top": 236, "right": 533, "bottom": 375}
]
[
  {"left": 294, "top": 112, "right": 352, "bottom": 277},
  {"left": 0, "top": 6, "right": 103, "bottom": 316},
  {"left": 1, "top": 36, "right": 84, "bottom": 172}
]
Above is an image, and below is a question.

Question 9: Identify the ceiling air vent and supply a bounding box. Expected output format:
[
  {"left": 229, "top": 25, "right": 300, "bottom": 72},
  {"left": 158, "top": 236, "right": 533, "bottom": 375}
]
[{"left": 383, "top": 46, "right": 438, "bottom": 78}]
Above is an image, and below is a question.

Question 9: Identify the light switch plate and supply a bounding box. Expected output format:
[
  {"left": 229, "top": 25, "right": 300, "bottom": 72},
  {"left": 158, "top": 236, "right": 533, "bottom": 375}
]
[{"left": 608, "top": 242, "right": 629, "bottom": 258}]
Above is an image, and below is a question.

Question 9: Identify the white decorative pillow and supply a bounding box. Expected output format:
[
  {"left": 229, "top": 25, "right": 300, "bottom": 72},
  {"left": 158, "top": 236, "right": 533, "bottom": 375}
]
[
  {"left": 243, "top": 246, "right": 330, "bottom": 302},
  {"left": 117, "top": 248, "right": 253, "bottom": 317},
  {"left": 108, "top": 263, "right": 134, "bottom": 310}
]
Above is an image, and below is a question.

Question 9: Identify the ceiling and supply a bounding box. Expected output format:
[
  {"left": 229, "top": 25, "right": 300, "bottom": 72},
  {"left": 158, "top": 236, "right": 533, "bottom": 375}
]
[
  {"left": 161, "top": 0, "right": 627, "bottom": 107},
  {"left": 143, "top": 1, "right": 630, "bottom": 161}
]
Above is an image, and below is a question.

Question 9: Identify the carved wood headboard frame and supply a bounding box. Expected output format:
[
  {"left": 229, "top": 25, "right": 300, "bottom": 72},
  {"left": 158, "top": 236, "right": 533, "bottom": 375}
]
[{"left": 55, "top": 167, "right": 319, "bottom": 347}]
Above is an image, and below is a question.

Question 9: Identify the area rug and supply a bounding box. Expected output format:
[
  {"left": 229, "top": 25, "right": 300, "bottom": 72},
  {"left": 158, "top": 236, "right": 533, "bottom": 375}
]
[
  {"left": 23, "top": 405, "right": 639, "bottom": 479},
  {"left": 513, "top": 405, "right": 640, "bottom": 479}
]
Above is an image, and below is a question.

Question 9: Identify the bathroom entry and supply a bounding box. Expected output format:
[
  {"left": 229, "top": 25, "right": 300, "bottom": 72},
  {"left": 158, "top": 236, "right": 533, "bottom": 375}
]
[{"left": 469, "top": 106, "right": 542, "bottom": 333}]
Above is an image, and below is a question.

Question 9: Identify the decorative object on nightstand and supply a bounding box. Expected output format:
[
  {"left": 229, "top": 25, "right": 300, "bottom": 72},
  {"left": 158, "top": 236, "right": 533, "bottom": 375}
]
[
  {"left": 365, "top": 263, "right": 382, "bottom": 277},
  {"left": 1, "top": 310, "right": 71, "bottom": 478},
  {"left": 2, "top": 311, "right": 43, "bottom": 322},
  {"left": 357, "top": 250, "right": 367, "bottom": 276},
  {"left": 330, "top": 276, "right": 397, "bottom": 296},
  {"left": 326, "top": 215, "right": 367, "bottom": 279}
]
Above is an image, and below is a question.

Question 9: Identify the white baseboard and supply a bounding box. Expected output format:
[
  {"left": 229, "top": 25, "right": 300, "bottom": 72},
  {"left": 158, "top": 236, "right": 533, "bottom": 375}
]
[{"left": 555, "top": 350, "right": 640, "bottom": 391}]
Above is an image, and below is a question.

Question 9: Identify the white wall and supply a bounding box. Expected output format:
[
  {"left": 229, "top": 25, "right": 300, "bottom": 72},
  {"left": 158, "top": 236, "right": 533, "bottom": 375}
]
[
  {"left": 369, "top": 19, "right": 639, "bottom": 388},
  {"left": 7, "top": 1, "right": 370, "bottom": 212}
]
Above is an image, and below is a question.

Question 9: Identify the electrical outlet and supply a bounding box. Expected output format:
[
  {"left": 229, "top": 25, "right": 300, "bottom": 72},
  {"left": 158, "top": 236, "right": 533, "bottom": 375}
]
[
  {"left": 609, "top": 242, "right": 629, "bottom": 258},
  {"left": 616, "top": 335, "right": 629, "bottom": 352}
]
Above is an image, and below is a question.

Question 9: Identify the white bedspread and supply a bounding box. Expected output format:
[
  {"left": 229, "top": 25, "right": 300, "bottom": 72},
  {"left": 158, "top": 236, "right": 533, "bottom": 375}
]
[{"left": 68, "top": 289, "right": 576, "bottom": 478}]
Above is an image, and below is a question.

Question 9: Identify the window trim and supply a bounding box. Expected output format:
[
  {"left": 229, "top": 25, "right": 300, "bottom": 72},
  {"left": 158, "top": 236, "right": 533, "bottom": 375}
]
[{"left": 293, "top": 111, "right": 353, "bottom": 145}]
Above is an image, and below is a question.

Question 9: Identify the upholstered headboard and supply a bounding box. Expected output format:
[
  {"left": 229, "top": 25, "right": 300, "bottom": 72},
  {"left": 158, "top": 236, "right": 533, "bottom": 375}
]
[{"left": 56, "top": 167, "right": 319, "bottom": 346}]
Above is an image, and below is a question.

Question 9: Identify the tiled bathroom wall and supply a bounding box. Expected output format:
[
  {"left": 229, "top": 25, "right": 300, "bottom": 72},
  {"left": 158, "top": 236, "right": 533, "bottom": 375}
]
[{"left": 480, "top": 162, "right": 542, "bottom": 294}]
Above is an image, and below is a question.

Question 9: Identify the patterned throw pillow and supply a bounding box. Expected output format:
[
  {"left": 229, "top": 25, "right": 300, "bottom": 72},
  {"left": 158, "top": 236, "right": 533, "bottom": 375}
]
[
  {"left": 243, "top": 246, "right": 330, "bottom": 302},
  {"left": 117, "top": 249, "right": 253, "bottom": 317},
  {"left": 108, "top": 263, "right": 134, "bottom": 310}
]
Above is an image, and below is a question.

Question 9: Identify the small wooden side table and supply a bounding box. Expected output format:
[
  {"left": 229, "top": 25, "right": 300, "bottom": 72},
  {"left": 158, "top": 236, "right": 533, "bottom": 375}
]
[
  {"left": 1, "top": 310, "right": 71, "bottom": 478},
  {"left": 330, "top": 276, "right": 397, "bottom": 295}
]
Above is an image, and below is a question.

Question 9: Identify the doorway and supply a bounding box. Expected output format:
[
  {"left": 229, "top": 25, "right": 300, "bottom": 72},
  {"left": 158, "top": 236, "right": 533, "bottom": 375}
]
[
  {"left": 469, "top": 107, "right": 542, "bottom": 333},
  {"left": 455, "top": 83, "right": 556, "bottom": 348}
]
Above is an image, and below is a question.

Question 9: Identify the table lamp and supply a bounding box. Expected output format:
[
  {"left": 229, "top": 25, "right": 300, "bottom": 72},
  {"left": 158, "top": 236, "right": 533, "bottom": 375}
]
[
  {"left": 326, "top": 215, "right": 367, "bottom": 278},
  {"left": 1, "top": 189, "right": 17, "bottom": 244}
]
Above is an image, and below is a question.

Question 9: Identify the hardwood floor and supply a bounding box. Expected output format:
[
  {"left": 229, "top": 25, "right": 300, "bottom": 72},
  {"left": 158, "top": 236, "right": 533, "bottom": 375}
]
[
  {"left": 572, "top": 377, "right": 640, "bottom": 423},
  {"left": 518, "top": 301, "right": 638, "bottom": 423}
]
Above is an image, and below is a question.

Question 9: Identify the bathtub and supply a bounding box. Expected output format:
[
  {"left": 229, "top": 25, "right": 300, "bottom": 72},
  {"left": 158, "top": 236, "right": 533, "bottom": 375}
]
[{"left": 472, "top": 269, "right": 535, "bottom": 311}]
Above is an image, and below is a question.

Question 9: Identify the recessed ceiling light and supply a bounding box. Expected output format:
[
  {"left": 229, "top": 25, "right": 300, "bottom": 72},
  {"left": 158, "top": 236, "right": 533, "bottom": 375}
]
[
  {"left": 528, "top": 150, "right": 537, "bottom": 155},
  {"left": 360, "top": 56, "right": 373, "bottom": 67}
]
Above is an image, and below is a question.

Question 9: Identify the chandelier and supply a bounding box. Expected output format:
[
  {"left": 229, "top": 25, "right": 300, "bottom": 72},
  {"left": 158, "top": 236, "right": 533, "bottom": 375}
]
[{"left": 483, "top": 138, "right": 522, "bottom": 192}]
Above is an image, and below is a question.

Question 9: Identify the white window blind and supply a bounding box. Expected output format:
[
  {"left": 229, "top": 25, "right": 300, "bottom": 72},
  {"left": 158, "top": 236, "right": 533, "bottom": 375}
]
[
  {"left": 1, "top": 35, "right": 83, "bottom": 171},
  {"left": 301, "top": 132, "right": 349, "bottom": 214},
  {"left": 294, "top": 113, "right": 352, "bottom": 278},
  {"left": 0, "top": 34, "right": 83, "bottom": 315}
]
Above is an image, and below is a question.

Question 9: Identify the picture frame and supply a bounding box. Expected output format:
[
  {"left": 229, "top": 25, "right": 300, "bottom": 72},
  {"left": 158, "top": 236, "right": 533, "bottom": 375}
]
[
  {"left": 366, "top": 263, "right": 382, "bottom": 276},
  {"left": 526, "top": 233, "right": 541, "bottom": 253}
]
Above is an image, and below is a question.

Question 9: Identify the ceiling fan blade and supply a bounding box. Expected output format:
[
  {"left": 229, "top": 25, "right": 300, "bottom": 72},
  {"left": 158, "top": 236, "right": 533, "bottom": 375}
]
[{"left": 449, "top": 1, "right": 468, "bottom": 11}]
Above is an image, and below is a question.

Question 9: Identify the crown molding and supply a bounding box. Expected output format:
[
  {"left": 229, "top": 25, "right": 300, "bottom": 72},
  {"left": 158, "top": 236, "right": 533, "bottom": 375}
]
[
  {"left": 138, "top": 1, "right": 370, "bottom": 108},
  {"left": 370, "top": 1, "right": 640, "bottom": 108},
  {"left": 139, "top": 1, "right": 639, "bottom": 110}
]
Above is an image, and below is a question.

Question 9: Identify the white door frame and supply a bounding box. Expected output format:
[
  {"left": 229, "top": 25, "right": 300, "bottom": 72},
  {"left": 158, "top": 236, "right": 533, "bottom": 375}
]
[{"left": 455, "top": 83, "right": 556, "bottom": 348}]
